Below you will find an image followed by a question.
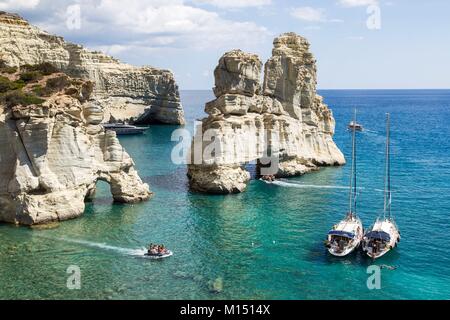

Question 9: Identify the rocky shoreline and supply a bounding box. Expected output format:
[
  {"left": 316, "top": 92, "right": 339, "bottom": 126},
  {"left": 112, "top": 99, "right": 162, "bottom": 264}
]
[{"left": 0, "top": 63, "right": 151, "bottom": 225}]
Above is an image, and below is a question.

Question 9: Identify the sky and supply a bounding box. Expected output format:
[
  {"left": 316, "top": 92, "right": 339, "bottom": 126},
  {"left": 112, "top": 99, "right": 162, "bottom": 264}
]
[{"left": 1, "top": 0, "right": 449, "bottom": 90}]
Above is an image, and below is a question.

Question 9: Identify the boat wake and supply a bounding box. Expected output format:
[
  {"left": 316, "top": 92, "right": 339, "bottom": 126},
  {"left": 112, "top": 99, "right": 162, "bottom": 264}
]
[
  {"left": 37, "top": 236, "right": 148, "bottom": 257},
  {"left": 263, "top": 179, "right": 352, "bottom": 190}
]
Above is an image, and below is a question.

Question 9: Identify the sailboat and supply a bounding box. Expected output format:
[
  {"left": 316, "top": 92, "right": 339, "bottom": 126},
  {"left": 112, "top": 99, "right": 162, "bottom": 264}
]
[
  {"left": 325, "top": 110, "right": 364, "bottom": 257},
  {"left": 362, "top": 113, "right": 400, "bottom": 259}
]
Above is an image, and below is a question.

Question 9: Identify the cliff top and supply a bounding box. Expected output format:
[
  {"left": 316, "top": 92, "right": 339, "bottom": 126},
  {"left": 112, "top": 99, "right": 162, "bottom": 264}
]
[
  {"left": 0, "top": 11, "right": 29, "bottom": 25},
  {"left": 272, "top": 32, "right": 314, "bottom": 61}
]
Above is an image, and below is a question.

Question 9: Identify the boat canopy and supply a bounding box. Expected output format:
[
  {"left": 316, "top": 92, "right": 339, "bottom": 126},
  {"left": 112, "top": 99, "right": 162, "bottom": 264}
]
[
  {"left": 328, "top": 230, "right": 355, "bottom": 238},
  {"left": 365, "top": 231, "right": 391, "bottom": 241}
]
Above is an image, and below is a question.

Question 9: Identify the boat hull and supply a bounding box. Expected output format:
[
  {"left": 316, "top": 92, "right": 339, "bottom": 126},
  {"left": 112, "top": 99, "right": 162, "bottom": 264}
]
[
  {"left": 108, "top": 128, "right": 148, "bottom": 135},
  {"left": 328, "top": 241, "right": 361, "bottom": 257},
  {"left": 362, "top": 219, "right": 400, "bottom": 259},
  {"left": 143, "top": 250, "right": 173, "bottom": 259},
  {"left": 326, "top": 216, "right": 364, "bottom": 257}
]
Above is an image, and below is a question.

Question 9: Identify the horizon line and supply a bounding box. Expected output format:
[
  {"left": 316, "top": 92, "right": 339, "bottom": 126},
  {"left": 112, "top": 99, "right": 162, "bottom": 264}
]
[{"left": 180, "top": 88, "right": 450, "bottom": 91}]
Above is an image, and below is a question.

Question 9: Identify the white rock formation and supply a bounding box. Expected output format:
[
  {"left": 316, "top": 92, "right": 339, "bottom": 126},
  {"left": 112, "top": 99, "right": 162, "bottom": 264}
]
[
  {"left": 187, "top": 33, "right": 345, "bottom": 194},
  {"left": 0, "top": 11, "right": 184, "bottom": 124},
  {"left": 0, "top": 73, "right": 151, "bottom": 225}
]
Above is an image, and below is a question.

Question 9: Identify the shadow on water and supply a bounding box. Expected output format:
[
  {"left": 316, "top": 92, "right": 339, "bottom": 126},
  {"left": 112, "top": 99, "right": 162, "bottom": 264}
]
[{"left": 142, "top": 167, "right": 189, "bottom": 193}]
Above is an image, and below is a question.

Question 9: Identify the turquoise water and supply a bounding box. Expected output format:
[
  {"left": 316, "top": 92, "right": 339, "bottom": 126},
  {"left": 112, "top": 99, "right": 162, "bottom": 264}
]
[{"left": 1, "top": 89, "right": 450, "bottom": 299}]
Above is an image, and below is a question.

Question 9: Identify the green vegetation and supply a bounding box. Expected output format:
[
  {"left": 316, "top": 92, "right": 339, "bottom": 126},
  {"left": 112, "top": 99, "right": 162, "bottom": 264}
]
[
  {"left": 21, "top": 62, "right": 59, "bottom": 75},
  {"left": 2, "top": 66, "right": 17, "bottom": 74},
  {"left": 0, "top": 59, "right": 17, "bottom": 74},
  {"left": 31, "top": 84, "right": 43, "bottom": 96},
  {"left": 46, "top": 75, "right": 69, "bottom": 91},
  {"left": 0, "top": 91, "right": 45, "bottom": 108},
  {"left": 0, "top": 62, "right": 66, "bottom": 108},
  {"left": 19, "top": 71, "right": 43, "bottom": 83},
  {"left": 0, "top": 76, "right": 25, "bottom": 93}
]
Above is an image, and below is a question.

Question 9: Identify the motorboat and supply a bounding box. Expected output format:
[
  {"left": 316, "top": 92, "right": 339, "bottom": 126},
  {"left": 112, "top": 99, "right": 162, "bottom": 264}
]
[
  {"left": 348, "top": 120, "right": 363, "bottom": 131},
  {"left": 103, "top": 123, "right": 149, "bottom": 135}
]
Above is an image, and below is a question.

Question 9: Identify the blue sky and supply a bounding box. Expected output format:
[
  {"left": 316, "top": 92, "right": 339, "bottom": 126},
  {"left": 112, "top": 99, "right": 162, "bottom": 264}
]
[{"left": 1, "top": 0, "right": 449, "bottom": 89}]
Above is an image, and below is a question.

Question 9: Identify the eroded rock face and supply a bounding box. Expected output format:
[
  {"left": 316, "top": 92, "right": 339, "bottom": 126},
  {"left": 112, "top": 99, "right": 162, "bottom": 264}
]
[
  {"left": 187, "top": 33, "right": 345, "bottom": 194},
  {"left": 0, "top": 11, "right": 184, "bottom": 124},
  {"left": 0, "top": 73, "right": 151, "bottom": 225},
  {"left": 213, "top": 50, "right": 262, "bottom": 98}
]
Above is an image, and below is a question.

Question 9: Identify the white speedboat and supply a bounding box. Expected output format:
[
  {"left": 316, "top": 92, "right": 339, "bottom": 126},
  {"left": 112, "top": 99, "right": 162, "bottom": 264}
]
[
  {"left": 103, "top": 123, "right": 149, "bottom": 135},
  {"left": 144, "top": 250, "right": 173, "bottom": 259},
  {"left": 325, "top": 109, "right": 364, "bottom": 257},
  {"left": 362, "top": 113, "right": 400, "bottom": 259},
  {"left": 348, "top": 120, "right": 363, "bottom": 131}
]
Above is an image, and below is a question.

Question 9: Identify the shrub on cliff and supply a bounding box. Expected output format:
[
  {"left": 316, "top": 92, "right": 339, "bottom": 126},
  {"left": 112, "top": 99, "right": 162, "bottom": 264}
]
[
  {"left": 31, "top": 84, "right": 43, "bottom": 96},
  {"left": 19, "top": 71, "right": 43, "bottom": 83},
  {"left": 0, "top": 59, "right": 17, "bottom": 74},
  {"left": 0, "top": 76, "right": 25, "bottom": 93},
  {"left": 21, "top": 62, "right": 59, "bottom": 75},
  {"left": 0, "top": 76, "right": 11, "bottom": 93},
  {"left": 0, "top": 91, "right": 45, "bottom": 108},
  {"left": 45, "top": 75, "right": 69, "bottom": 92}
]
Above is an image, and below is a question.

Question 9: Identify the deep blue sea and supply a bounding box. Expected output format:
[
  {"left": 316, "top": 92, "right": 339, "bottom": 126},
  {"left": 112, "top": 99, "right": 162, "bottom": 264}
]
[{"left": 1, "top": 89, "right": 449, "bottom": 299}]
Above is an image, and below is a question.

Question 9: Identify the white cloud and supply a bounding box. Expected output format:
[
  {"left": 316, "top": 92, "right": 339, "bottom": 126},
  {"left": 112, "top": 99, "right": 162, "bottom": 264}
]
[
  {"left": 0, "top": 0, "right": 40, "bottom": 10},
  {"left": 291, "top": 7, "right": 326, "bottom": 22},
  {"left": 31, "top": 0, "right": 269, "bottom": 51},
  {"left": 291, "top": 7, "right": 344, "bottom": 23},
  {"left": 193, "top": 0, "right": 271, "bottom": 9},
  {"left": 304, "top": 26, "right": 321, "bottom": 31},
  {"left": 346, "top": 36, "right": 365, "bottom": 40},
  {"left": 338, "top": 0, "right": 378, "bottom": 7}
]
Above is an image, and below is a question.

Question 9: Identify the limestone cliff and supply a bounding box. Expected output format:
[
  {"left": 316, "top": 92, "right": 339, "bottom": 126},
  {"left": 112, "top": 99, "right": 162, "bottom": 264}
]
[
  {"left": 187, "top": 33, "right": 345, "bottom": 194},
  {"left": 0, "top": 11, "right": 184, "bottom": 125},
  {"left": 0, "top": 66, "right": 151, "bottom": 225}
]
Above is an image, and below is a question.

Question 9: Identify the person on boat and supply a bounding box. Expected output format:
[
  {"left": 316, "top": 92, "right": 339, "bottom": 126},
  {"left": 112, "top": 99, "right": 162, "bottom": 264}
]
[{"left": 261, "top": 174, "right": 276, "bottom": 182}]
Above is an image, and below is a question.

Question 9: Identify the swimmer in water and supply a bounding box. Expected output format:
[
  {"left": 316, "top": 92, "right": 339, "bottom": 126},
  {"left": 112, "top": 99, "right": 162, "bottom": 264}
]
[{"left": 380, "top": 265, "right": 397, "bottom": 270}]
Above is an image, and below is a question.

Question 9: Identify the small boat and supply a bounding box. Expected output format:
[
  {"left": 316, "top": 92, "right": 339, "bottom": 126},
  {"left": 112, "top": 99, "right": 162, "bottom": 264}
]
[
  {"left": 144, "top": 250, "right": 173, "bottom": 259},
  {"left": 260, "top": 175, "right": 276, "bottom": 182},
  {"left": 348, "top": 120, "right": 363, "bottom": 131},
  {"left": 325, "top": 109, "right": 364, "bottom": 257},
  {"left": 362, "top": 113, "right": 400, "bottom": 259},
  {"left": 103, "top": 123, "right": 149, "bottom": 135}
]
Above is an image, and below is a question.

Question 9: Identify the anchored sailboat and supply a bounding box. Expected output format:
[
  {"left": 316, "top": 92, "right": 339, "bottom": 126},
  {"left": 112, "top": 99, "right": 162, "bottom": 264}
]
[
  {"left": 362, "top": 113, "right": 400, "bottom": 259},
  {"left": 325, "top": 110, "right": 364, "bottom": 257}
]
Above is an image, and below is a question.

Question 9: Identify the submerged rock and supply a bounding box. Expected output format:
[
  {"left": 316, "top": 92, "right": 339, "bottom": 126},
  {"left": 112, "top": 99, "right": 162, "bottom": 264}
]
[
  {"left": 188, "top": 33, "right": 345, "bottom": 193},
  {"left": 0, "top": 70, "right": 151, "bottom": 225},
  {"left": 0, "top": 11, "right": 184, "bottom": 125}
]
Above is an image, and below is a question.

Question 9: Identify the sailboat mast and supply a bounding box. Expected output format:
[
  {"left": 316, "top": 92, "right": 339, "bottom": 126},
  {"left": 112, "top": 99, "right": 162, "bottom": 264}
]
[
  {"left": 348, "top": 109, "right": 357, "bottom": 216},
  {"left": 383, "top": 113, "right": 391, "bottom": 219},
  {"left": 353, "top": 111, "right": 357, "bottom": 215}
]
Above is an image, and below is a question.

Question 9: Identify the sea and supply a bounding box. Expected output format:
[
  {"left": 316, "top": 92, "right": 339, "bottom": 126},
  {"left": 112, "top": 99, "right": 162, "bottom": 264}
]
[{"left": 1, "top": 89, "right": 449, "bottom": 299}]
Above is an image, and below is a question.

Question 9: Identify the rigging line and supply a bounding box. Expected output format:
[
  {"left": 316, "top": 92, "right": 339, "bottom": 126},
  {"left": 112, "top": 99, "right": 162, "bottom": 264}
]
[
  {"left": 348, "top": 109, "right": 357, "bottom": 217},
  {"left": 387, "top": 113, "right": 392, "bottom": 220},
  {"left": 383, "top": 113, "right": 391, "bottom": 219},
  {"left": 353, "top": 109, "right": 357, "bottom": 217}
]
